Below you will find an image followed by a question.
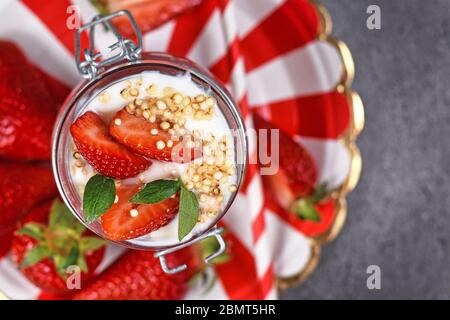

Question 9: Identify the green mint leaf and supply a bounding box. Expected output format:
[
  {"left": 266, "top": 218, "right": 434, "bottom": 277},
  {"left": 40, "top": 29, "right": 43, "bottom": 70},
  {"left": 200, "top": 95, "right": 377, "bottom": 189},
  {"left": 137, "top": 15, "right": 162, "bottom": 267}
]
[
  {"left": 16, "top": 223, "right": 46, "bottom": 242},
  {"left": 80, "top": 236, "right": 106, "bottom": 252},
  {"left": 83, "top": 174, "right": 116, "bottom": 224},
  {"left": 20, "top": 245, "right": 52, "bottom": 269},
  {"left": 292, "top": 199, "right": 321, "bottom": 222},
  {"left": 130, "top": 179, "right": 180, "bottom": 204},
  {"left": 178, "top": 186, "right": 200, "bottom": 241}
]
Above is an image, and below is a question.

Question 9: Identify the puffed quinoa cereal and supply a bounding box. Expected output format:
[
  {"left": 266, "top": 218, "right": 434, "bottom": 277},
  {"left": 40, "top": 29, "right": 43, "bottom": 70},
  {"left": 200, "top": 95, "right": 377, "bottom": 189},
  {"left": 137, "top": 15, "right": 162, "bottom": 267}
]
[{"left": 113, "top": 81, "right": 237, "bottom": 222}]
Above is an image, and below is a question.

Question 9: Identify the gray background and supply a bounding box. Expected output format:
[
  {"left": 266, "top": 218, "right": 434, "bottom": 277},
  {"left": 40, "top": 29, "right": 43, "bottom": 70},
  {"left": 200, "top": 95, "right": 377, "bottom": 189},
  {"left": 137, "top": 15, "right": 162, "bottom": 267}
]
[{"left": 282, "top": 0, "right": 450, "bottom": 299}]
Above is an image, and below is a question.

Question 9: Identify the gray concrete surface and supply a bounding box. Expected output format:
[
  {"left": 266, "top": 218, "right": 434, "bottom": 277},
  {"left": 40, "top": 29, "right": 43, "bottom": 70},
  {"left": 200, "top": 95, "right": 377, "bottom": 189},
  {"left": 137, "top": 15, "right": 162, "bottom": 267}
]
[{"left": 282, "top": 0, "right": 450, "bottom": 299}]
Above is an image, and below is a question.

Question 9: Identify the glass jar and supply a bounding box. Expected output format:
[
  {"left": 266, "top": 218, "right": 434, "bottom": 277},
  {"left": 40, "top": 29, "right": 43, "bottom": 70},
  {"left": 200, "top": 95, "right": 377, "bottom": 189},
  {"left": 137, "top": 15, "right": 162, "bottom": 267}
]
[{"left": 52, "top": 11, "right": 247, "bottom": 273}]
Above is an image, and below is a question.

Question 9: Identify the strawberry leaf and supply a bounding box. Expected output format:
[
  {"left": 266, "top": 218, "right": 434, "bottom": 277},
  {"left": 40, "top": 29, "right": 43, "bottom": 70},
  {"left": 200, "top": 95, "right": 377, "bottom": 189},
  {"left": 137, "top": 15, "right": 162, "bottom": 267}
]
[
  {"left": 310, "top": 183, "right": 327, "bottom": 203},
  {"left": 77, "top": 254, "right": 88, "bottom": 273},
  {"left": 200, "top": 235, "right": 230, "bottom": 265},
  {"left": 49, "top": 199, "right": 85, "bottom": 235},
  {"left": 55, "top": 246, "right": 79, "bottom": 279},
  {"left": 80, "top": 236, "right": 106, "bottom": 252},
  {"left": 89, "top": 0, "right": 110, "bottom": 16},
  {"left": 21, "top": 245, "right": 52, "bottom": 269},
  {"left": 16, "top": 223, "right": 46, "bottom": 242},
  {"left": 178, "top": 186, "right": 200, "bottom": 241},
  {"left": 292, "top": 199, "right": 321, "bottom": 222},
  {"left": 130, "top": 179, "right": 180, "bottom": 204},
  {"left": 83, "top": 174, "right": 116, "bottom": 223}
]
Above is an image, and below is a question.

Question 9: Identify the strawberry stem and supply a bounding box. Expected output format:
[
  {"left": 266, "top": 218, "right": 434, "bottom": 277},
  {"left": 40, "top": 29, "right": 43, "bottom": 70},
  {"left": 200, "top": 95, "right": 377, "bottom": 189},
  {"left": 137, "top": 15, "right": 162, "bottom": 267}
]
[
  {"left": 291, "top": 183, "right": 327, "bottom": 222},
  {"left": 89, "top": 0, "right": 109, "bottom": 16},
  {"left": 18, "top": 199, "right": 106, "bottom": 279}
]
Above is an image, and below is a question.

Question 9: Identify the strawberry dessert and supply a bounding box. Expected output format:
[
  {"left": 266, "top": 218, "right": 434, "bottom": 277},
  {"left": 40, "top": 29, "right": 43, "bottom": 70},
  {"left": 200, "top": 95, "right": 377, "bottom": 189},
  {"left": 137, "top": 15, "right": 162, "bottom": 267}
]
[{"left": 67, "top": 72, "right": 239, "bottom": 247}]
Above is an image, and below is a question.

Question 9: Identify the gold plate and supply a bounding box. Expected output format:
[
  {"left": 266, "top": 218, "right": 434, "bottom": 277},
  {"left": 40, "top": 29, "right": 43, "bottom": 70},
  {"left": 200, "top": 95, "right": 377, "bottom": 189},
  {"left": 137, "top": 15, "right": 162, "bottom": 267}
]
[{"left": 276, "top": 0, "right": 365, "bottom": 291}]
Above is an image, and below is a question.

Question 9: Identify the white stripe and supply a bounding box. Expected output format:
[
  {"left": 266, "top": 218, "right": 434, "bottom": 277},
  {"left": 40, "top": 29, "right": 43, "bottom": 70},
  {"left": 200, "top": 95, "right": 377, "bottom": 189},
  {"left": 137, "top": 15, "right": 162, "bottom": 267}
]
[
  {"left": 221, "top": 1, "right": 238, "bottom": 44},
  {"left": 0, "top": 0, "right": 14, "bottom": 11},
  {"left": 245, "top": 116, "right": 257, "bottom": 154},
  {"left": 142, "top": 21, "right": 175, "bottom": 52},
  {"left": 227, "top": 58, "right": 247, "bottom": 100},
  {"left": 95, "top": 244, "right": 126, "bottom": 274},
  {"left": 246, "top": 41, "right": 343, "bottom": 105},
  {"left": 71, "top": 0, "right": 123, "bottom": 61},
  {"left": 0, "top": 256, "right": 40, "bottom": 300},
  {"left": 265, "top": 211, "right": 313, "bottom": 278},
  {"left": 264, "top": 287, "right": 278, "bottom": 300},
  {"left": 223, "top": 194, "right": 253, "bottom": 249},
  {"left": 247, "top": 176, "right": 264, "bottom": 220},
  {"left": 234, "top": 0, "right": 284, "bottom": 38},
  {"left": 295, "top": 137, "right": 351, "bottom": 189},
  {"left": 188, "top": 10, "right": 228, "bottom": 68},
  {"left": 0, "top": 1, "right": 79, "bottom": 86},
  {"left": 188, "top": 2, "right": 242, "bottom": 69},
  {"left": 254, "top": 231, "right": 273, "bottom": 277}
]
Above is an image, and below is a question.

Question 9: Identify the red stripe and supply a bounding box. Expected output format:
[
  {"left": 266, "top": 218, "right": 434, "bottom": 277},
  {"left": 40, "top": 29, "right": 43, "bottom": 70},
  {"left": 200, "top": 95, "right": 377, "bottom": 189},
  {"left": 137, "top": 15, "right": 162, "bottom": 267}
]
[
  {"left": 252, "top": 92, "right": 351, "bottom": 139},
  {"left": 261, "top": 265, "right": 275, "bottom": 298},
  {"left": 240, "top": 161, "right": 258, "bottom": 193},
  {"left": 167, "top": 0, "right": 217, "bottom": 57},
  {"left": 216, "top": 0, "right": 230, "bottom": 11},
  {"left": 264, "top": 188, "right": 336, "bottom": 237},
  {"left": 251, "top": 209, "right": 266, "bottom": 244},
  {"left": 239, "top": 97, "right": 257, "bottom": 193},
  {"left": 241, "top": 0, "right": 319, "bottom": 73},
  {"left": 209, "top": 38, "right": 240, "bottom": 84},
  {"left": 216, "top": 223, "right": 264, "bottom": 299},
  {"left": 238, "top": 95, "right": 250, "bottom": 120},
  {"left": 22, "top": 0, "right": 89, "bottom": 55}
]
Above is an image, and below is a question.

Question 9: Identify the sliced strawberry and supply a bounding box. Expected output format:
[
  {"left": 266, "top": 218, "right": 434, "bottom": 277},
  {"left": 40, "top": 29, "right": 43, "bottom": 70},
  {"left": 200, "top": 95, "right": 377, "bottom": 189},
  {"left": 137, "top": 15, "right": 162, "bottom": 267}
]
[
  {"left": 110, "top": 108, "right": 199, "bottom": 162},
  {"left": 70, "top": 111, "right": 151, "bottom": 179},
  {"left": 92, "top": 0, "right": 203, "bottom": 37},
  {"left": 101, "top": 184, "right": 179, "bottom": 241}
]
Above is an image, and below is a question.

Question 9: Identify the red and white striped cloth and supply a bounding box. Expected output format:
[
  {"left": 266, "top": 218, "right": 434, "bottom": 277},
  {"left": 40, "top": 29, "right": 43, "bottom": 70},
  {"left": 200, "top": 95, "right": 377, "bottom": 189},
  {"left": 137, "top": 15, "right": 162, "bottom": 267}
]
[{"left": 0, "top": 0, "right": 357, "bottom": 300}]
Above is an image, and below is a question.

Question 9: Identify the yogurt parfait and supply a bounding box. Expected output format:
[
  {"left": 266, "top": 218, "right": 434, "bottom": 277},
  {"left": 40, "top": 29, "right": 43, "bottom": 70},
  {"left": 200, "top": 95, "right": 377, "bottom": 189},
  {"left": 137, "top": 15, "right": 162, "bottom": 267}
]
[{"left": 65, "top": 70, "right": 242, "bottom": 248}]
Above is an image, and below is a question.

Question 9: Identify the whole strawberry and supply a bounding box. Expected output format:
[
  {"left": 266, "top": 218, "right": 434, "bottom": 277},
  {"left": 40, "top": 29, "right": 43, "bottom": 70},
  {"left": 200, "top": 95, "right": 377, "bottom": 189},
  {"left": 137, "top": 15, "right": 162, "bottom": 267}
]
[
  {"left": 90, "top": 0, "right": 202, "bottom": 36},
  {"left": 32, "top": 65, "right": 71, "bottom": 106},
  {"left": 0, "top": 162, "right": 57, "bottom": 234},
  {"left": 253, "top": 114, "right": 325, "bottom": 221},
  {"left": 73, "top": 247, "right": 198, "bottom": 300},
  {"left": 0, "top": 227, "right": 13, "bottom": 258},
  {"left": 12, "top": 199, "right": 106, "bottom": 294},
  {"left": 0, "top": 41, "right": 57, "bottom": 161}
]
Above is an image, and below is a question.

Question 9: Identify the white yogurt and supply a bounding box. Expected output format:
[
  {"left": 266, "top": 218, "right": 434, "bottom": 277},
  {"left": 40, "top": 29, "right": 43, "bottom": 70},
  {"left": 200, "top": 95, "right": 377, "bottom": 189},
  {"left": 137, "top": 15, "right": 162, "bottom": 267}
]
[{"left": 69, "top": 71, "right": 238, "bottom": 247}]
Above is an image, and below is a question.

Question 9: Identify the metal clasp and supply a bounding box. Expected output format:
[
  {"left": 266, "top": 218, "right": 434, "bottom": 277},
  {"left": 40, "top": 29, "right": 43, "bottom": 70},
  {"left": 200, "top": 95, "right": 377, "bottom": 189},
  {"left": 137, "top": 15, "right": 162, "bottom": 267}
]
[
  {"left": 155, "top": 227, "right": 226, "bottom": 274},
  {"left": 75, "top": 10, "right": 143, "bottom": 80}
]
